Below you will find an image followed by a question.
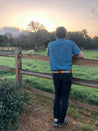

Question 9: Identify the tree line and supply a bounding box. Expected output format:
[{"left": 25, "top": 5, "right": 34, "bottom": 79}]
[{"left": 0, "top": 21, "right": 98, "bottom": 50}]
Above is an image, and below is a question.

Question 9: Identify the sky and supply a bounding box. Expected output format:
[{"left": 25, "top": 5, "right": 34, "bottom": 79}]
[{"left": 0, "top": 0, "right": 98, "bottom": 37}]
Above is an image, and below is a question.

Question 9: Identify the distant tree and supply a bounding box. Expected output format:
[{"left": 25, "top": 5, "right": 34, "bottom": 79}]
[
  {"left": 0, "top": 35, "right": 8, "bottom": 46},
  {"left": 14, "top": 33, "right": 33, "bottom": 49},
  {"left": 81, "top": 29, "right": 87, "bottom": 38},
  {"left": 66, "top": 29, "right": 93, "bottom": 49},
  {"left": 29, "top": 30, "right": 50, "bottom": 50},
  {"left": 67, "top": 31, "right": 85, "bottom": 48},
  {"left": 5, "top": 32, "right": 14, "bottom": 44},
  {"left": 0, "top": 35, "right": 8, "bottom": 43},
  {"left": 1, "top": 25, "right": 97, "bottom": 50},
  {"left": 93, "top": 36, "right": 98, "bottom": 49},
  {"left": 49, "top": 32, "right": 56, "bottom": 41},
  {"left": 27, "top": 21, "right": 46, "bottom": 32}
]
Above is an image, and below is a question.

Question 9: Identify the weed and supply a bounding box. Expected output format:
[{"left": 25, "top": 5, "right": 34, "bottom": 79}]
[{"left": 68, "top": 107, "right": 79, "bottom": 118}]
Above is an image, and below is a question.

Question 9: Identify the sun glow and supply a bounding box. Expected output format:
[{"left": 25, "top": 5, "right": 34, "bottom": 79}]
[
  {"left": 10, "top": 11, "right": 69, "bottom": 32},
  {"left": 28, "top": 16, "right": 55, "bottom": 31}
]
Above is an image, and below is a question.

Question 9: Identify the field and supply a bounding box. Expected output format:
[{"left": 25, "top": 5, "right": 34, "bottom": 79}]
[{"left": 0, "top": 50, "right": 98, "bottom": 106}]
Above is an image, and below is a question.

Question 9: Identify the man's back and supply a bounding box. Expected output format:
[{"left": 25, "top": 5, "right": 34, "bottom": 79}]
[{"left": 47, "top": 38, "right": 80, "bottom": 71}]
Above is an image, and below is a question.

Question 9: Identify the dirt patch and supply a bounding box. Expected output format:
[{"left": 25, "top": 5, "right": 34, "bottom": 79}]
[
  {"left": 18, "top": 104, "right": 82, "bottom": 131},
  {"left": 17, "top": 93, "right": 97, "bottom": 131}
]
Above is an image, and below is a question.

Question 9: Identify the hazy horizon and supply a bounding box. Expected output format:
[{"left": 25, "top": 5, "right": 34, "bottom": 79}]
[{"left": 0, "top": 0, "right": 98, "bottom": 37}]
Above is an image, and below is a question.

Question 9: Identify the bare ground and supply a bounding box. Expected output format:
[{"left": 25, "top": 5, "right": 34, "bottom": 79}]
[{"left": 17, "top": 93, "right": 97, "bottom": 131}]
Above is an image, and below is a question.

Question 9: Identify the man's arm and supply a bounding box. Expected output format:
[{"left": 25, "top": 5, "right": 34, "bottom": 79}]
[{"left": 73, "top": 51, "right": 84, "bottom": 59}]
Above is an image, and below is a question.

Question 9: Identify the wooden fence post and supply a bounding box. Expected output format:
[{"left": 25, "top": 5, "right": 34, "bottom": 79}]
[{"left": 15, "top": 48, "right": 22, "bottom": 84}]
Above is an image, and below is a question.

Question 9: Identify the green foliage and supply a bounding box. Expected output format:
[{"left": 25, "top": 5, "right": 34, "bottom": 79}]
[
  {"left": 70, "top": 85, "right": 98, "bottom": 106},
  {"left": 66, "top": 29, "right": 98, "bottom": 49},
  {"left": 0, "top": 79, "right": 31, "bottom": 131},
  {"left": 0, "top": 26, "right": 98, "bottom": 50},
  {"left": 0, "top": 35, "right": 8, "bottom": 43},
  {"left": 0, "top": 35, "right": 8, "bottom": 47},
  {"left": 68, "top": 107, "right": 79, "bottom": 118},
  {"left": 82, "top": 124, "right": 97, "bottom": 131}
]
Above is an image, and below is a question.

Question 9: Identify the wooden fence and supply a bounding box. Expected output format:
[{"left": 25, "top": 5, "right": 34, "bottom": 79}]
[{"left": 0, "top": 47, "right": 98, "bottom": 112}]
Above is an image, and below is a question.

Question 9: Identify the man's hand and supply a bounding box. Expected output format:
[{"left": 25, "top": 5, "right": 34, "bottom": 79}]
[{"left": 73, "top": 51, "right": 84, "bottom": 59}]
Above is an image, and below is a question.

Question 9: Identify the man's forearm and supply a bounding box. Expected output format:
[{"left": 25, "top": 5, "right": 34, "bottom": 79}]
[{"left": 73, "top": 51, "right": 84, "bottom": 59}]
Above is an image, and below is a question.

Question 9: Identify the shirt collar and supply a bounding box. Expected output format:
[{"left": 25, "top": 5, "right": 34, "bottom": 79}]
[{"left": 56, "top": 38, "right": 65, "bottom": 41}]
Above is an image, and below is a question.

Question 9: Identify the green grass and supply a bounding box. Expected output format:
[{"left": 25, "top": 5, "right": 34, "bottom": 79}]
[
  {"left": 0, "top": 50, "right": 98, "bottom": 106},
  {"left": 82, "top": 124, "right": 97, "bottom": 131},
  {"left": 83, "top": 50, "right": 98, "bottom": 59}
]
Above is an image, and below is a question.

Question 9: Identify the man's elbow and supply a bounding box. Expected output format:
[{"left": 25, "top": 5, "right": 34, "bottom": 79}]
[{"left": 78, "top": 51, "right": 84, "bottom": 59}]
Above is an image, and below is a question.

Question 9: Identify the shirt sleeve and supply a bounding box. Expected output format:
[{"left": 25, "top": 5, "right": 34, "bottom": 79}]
[{"left": 72, "top": 42, "right": 81, "bottom": 56}]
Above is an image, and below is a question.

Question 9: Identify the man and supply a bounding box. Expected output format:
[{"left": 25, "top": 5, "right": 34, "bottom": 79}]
[{"left": 47, "top": 27, "right": 84, "bottom": 127}]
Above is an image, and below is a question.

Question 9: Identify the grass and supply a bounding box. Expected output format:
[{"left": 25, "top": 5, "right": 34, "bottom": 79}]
[
  {"left": 83, "top": 50, "right": 98, "bottom": 59},
  {"left": 25, "top": 91, "right": 98, "bottom": 121},
  {"left": 0, "top": 50, "right": 98, "bottom": 106},
  {"left": 81, "top": 124, "right": 97, "bottom": 131},
  {"left": 68, "top": 106, "right": 79, "bottom": 118}
]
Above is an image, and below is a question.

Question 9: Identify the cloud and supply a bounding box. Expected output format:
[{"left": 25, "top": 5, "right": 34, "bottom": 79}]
[
  {"left": 90, "top": 9, "right": 98, "bottom": 17},
  {"left": 0, "top": 26, "right": 29, "bottom": 38}
]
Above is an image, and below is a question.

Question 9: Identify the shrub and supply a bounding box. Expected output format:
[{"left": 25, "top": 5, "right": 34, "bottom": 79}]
[{"left": 0, "top": 79, "right": 31, "bottom": 131}]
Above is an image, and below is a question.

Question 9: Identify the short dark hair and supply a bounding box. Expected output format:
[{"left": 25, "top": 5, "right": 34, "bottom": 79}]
[{"left": 56, "top": 27, "right": 67, "bottom": 38}]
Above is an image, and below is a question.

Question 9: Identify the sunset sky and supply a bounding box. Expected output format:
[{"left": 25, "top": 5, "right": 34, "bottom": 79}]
[{"left": 0, "top": 0, "right": 98, "bottom": 37}]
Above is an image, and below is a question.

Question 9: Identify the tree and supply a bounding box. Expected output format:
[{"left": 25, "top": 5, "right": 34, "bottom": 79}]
[
  {"left": 27, "top": 21, "right": 46, "bottom": 32},
  {"left": 66, "top": 29, "right": 93, "bottom": 49},
  {"left": 0, "top": 35, "right": 8, "bottom": 47},
  {"left": 5, "top": 32, "right": 14, "bottom": 44},
  {"left": 93, "top": 36, "right": 98, "bottom": 49}
]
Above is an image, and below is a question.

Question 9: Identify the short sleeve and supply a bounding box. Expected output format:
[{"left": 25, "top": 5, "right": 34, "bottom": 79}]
[{"left": 72, "top": 42, "right": 80, "bottom": 56}]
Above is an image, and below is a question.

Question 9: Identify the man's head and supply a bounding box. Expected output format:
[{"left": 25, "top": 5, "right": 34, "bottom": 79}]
[{"left": 56, "top": 27, "right": 67, "bottom": 38}]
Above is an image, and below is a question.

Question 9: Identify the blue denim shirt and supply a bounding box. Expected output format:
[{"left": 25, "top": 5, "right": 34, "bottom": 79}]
[{"left": 47, "top": 38, "right": 80, "bottom": 71}]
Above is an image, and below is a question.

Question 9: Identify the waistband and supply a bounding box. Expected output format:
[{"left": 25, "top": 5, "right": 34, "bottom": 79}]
[{"left": 52, "top": 70, "right": 72, "bottom": 74}]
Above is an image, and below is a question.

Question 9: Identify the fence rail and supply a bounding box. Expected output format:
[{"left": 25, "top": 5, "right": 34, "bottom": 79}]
[
  {"left": 0, "top": 53, "right": 98, "bottom": 67},
  {"left": 21, "top": 69, "right": 98, "bottom": 89},
  {"left": 0, "top": 47, "right": 98, "bottom": 112}
]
